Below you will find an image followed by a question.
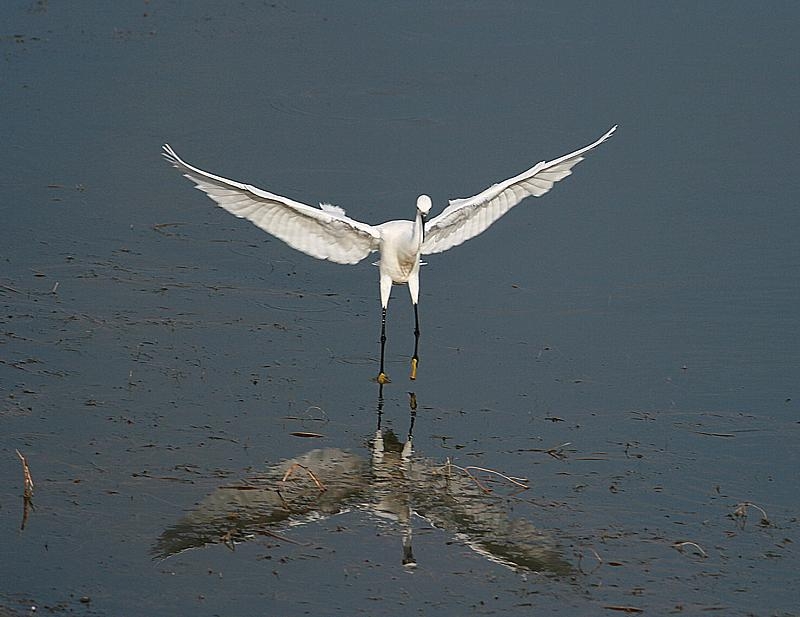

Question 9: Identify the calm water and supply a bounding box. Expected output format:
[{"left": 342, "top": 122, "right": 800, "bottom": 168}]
[{"left": 2, "top": 2, "right": 798, "bottom": 615}]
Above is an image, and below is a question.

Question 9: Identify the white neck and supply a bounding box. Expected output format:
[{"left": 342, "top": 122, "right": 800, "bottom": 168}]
[{"left": 411, "top": 209, "right": 425, "bottom": 250}]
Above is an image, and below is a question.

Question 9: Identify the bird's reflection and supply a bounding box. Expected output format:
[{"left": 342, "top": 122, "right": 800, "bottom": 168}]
[{"left": 153, "top": 388, "right": 572, "bottom": 576}]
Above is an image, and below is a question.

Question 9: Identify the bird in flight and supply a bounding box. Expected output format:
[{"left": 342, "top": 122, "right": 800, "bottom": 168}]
[{"left": 163, "top": 125, "right": 616, "bottom": 384}]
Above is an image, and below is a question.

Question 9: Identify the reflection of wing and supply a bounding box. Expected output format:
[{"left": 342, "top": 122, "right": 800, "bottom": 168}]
[
  {"left": 422, "top": 126, "right": 616, "bottom": 255},
  {"left": 410, "top": 472, "right": 568, "bottom": 574},
  {"left": 154, "top": 444, "right": 572, "bottom": 575},
  {"left": 152, "top": 450, "right": 368, "bottom": 559},
  {"left": 163, "top": 145, "right": 381, "bottom": 264}
]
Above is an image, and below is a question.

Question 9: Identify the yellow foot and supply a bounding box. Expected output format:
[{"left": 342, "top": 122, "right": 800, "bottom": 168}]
[
  {"left": 410, "top": 357, "right": 418, "bottom": 381},
  {"left": 376, "top": 372, "right": 391, "bottom": 385}
]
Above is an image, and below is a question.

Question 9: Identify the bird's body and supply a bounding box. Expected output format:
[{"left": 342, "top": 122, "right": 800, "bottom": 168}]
[
  {"left": 163, "top": 126, "right": 616, "bottom": 382},
  {"left": 376, "top": 220, "right": 424, "bottom": 285}
]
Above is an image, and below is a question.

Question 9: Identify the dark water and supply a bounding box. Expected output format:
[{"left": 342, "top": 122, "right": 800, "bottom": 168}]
[{"left": 2, "top": 2, "right": 798, "bottom": 615}]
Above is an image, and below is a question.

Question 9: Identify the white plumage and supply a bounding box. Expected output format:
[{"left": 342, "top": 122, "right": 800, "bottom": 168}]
[
  {"left": 162, "top": 125, "right": 616, "bottom": 383},
  {"left": 422, "top": 126, "right": 615, "bottom": 254}
]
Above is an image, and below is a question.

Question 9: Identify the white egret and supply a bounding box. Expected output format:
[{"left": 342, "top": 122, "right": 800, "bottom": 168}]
[{"left": 162, "top": 125, "right": 616, "bottom": 383}]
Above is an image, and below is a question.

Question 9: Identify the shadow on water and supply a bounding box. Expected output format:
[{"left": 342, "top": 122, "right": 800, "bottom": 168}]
[{"left": 153, "top": 387, "right": 572, "bottom": 577}]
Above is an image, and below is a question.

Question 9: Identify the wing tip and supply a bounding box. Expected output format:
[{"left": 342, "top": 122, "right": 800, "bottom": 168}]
[
  {"left": 161, "top": 143, "right": 178, "bottom": 164},
  {"left": 602, "top": 125, "right": 618, "bottom": 141}
]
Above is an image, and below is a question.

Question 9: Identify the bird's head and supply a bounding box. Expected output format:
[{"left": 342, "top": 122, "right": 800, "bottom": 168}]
[{"left": 416, "top": 194, "right": 432, "bottom": 218}]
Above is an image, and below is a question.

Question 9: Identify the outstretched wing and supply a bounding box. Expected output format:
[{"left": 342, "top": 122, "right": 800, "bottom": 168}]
[
  {"left": 422, "top": 126, "right": 616, "bottom": 255},
  {"left": 162, "top": 145, "right": 381, "bottom": 264}
]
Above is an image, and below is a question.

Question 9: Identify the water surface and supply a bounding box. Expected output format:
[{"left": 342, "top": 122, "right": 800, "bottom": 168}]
[{"left": 1, "top": 2, "right": 798, "bottom": 615}]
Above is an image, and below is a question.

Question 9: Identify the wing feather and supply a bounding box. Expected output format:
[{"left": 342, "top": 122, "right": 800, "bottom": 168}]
[
  {"left": 162, "top": 145, "right": 380, "bottom": 264},
  {"left": 422, "top": 126, "right": 616, "bottom": 255}
]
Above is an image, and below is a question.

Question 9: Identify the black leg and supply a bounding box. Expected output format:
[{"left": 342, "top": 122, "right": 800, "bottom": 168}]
[
  {"left": 377, "top": 307, "right": 390, "bottom": 384},
  {"left": 410, "top": 304, "right": 420, "bottom": 380}
]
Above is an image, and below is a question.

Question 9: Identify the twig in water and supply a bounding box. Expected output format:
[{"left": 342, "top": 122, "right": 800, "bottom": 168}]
[
  {"left": 220, "top": 529, "right": 237, "bottom": 551},
  {"left": 152, "top": 222, "right": 188, "bottom": 236},
  {"left": 546, "top": 442, "right": 571, "bottom": 460},
  {"left": 257, "top": 528, "right": 302, "bottom": 545},
  {"left": 16, "top": 449, "right": 34, "bottom": 531},
  {"left": 577, "top": 546, "right": 603, "bottom": 575},
  {"left": 732, "top": 501, "right": 770, "bottom": 527},
  {"left": 16, "top": 449, "right": 34, "bottom": 498},
  {"left": 284, "top": 405, "right": 329, "bottom": 422},
  {"left": 673, "top": 541, "right": 707, "bottom": 558},
  {"left": 461, "top": 466, "right": 529, "bottom": 489},
  {"left": 281, "top": 463, "right": 326, "bottom": 491},
  {"left": 460, "top": 467, "right": 491, "bottom": 493},
  {"left": 440, "top": 462, "right": 529, "bottom": 493}
]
